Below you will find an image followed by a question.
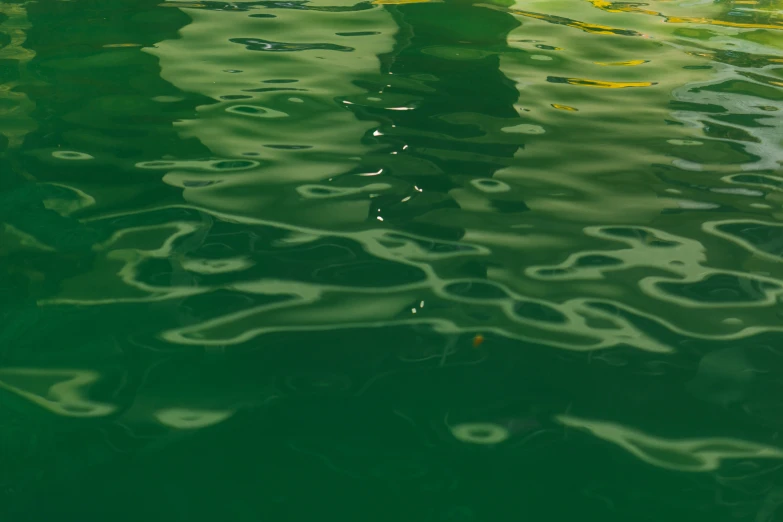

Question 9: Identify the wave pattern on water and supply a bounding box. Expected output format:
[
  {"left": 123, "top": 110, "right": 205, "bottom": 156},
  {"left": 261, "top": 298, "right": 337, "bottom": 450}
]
[{"left": 1, "top": 0, "right": 783, "bottom": 518}]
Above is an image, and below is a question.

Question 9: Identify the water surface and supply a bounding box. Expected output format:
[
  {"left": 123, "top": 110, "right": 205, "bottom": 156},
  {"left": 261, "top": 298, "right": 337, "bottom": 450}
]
[{"left": 1, "top": 0, "right": 783, "bottom": 520}]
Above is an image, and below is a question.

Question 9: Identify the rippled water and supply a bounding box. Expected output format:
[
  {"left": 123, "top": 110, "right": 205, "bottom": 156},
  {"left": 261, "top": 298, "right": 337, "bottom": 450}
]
[{"left": 0, "top": 0, "right": 782, "bottom": 519}]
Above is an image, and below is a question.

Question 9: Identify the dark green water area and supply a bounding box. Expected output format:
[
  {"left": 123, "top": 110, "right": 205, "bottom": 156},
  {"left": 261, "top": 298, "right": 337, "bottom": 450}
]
[{"left": 0, "top": 0, "right": 782, "bottom": 520}]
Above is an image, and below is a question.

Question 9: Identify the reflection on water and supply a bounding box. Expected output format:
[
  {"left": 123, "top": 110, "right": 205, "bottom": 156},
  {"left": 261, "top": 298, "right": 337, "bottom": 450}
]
[
  {"left": 1, "top": 0, "right": 783, "bottom": 519},
  {"left": 557, "top": 414, "right": 783, "bottom": 472}
]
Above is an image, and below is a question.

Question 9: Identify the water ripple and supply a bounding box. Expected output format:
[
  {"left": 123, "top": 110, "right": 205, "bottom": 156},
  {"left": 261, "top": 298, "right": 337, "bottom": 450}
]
[{"left": 1, "top": 0, "right": 783, "bottom": 513}]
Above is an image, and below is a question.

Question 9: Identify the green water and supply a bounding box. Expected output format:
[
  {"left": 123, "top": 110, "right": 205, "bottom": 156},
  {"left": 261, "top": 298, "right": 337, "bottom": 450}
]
[{"left": 1, "top": 0, "right": 783, "bottom": 519}]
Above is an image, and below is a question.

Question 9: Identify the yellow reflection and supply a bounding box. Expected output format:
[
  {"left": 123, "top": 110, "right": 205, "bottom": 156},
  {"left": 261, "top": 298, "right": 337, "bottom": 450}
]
[
  {"left": 594, "top": 59, "right": 649, "bottom": 66},
  {"left": 665, "top": 16, "right": 783, "bottom": 30},
  {"left": 586, "top": 0, "right": 783, "bottom": 31},
  {"left": 557, "top": 77, "right": 656, "bottom": 88},
  {"left": 551, "top": 103, "right": 579, "bottom": 111},
  {"left": 501, "top": 7, "right": 643, "bottom": 37},
  {"left": 587, "top": 0, "right": 661, "bottom": 16},
  {"left": 558, "top": 415, "right": 783, "bottom": 471}
]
